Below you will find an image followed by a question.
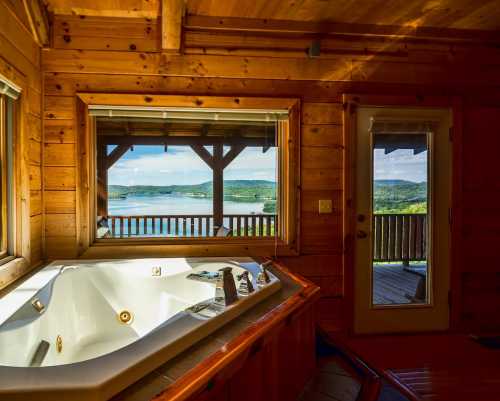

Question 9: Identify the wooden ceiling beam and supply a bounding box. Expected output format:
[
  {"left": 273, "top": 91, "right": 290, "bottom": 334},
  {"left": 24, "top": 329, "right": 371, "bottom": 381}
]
[
  {"left": 23, "top": 0, "right": 50, "bottom": 47},
  {"left": 161, "top": 0, "right": 185, "bottom": 54},
  {"left": 185, "top": 15, "right": 500, "bottom": 44}
]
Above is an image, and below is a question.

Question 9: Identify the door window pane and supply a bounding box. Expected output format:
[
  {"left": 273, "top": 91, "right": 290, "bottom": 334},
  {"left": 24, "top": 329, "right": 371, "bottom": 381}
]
[{"left": 372, "top": 133, "right": 429, "bottom": 305}]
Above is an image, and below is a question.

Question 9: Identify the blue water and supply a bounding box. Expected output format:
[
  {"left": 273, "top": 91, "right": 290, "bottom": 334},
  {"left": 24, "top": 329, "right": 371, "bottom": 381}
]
[
  {"left": 108, "top": 193, "right": 266, "bottom": 215},
  {"left": 105, "top": 194, "right": 273, "bottom": 237}
]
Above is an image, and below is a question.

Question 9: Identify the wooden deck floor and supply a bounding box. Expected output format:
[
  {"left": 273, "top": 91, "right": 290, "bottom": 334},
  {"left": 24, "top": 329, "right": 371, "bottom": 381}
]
[{"left": 373, "top": 265, "right": 424, "bottom": 305}]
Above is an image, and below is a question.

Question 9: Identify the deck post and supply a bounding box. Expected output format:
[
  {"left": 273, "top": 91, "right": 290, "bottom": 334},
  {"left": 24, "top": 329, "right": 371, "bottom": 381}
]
[
  {"left": 96, "top": 141, "right": 108, "bottom": 216},
  {"left": 213, "top": 143, "right": 224, "bottom": 234}
]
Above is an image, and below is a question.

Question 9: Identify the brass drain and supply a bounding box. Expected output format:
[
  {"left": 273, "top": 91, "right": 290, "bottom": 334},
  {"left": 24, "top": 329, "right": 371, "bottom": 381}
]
[
  {"left": 56, "top": 335, "right": 63, "bottom": 353},
  {"left": 118, "top": 310, "right": 133, "bottom": 324}
]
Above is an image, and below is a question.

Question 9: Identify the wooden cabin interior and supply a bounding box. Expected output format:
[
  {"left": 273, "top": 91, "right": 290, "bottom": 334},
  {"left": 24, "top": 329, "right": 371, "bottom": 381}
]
[{"left": 0, "top": 0, "right": 500, "bottom": 400}]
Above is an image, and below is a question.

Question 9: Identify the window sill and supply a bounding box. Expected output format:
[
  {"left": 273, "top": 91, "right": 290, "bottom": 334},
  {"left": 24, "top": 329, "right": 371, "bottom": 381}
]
[
  {"left": 0, "top": 257, "right": 29, "bottom": 291},
  {"left": 80, "top": 239, "right": 299, "bottom": 259}
]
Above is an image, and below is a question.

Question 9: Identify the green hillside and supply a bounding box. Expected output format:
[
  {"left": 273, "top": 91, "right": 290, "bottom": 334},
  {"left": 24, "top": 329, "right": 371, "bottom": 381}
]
[
  {"left": 109, "top": 180, "right": 277, "bottom": 204},
  {"left": 374, "top": 179, "right": 427, "bottom": 214}
]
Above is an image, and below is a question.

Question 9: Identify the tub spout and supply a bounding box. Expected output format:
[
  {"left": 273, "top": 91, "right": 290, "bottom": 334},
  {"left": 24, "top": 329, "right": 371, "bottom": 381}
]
[
  {"left": 214, "top": 267, "right": 238, "bottom": 307},
  {"left": 257, "top": 261, "right": 272, "bottom": 285},
  {"left": 237, "top": 271, "right": 254, "bottom": 295}
]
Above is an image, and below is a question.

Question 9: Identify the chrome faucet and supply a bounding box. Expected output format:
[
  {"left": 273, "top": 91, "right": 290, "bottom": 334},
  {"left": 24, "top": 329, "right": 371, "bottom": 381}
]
[
  {"left": 214, "top": 267, "right": 238, "bottom": 306},
  {"left": 257, "top": 261, "right": 272, "bottom": 285},
  {"left": 237, "top": 270, "right": 254, "bottom": 295}
]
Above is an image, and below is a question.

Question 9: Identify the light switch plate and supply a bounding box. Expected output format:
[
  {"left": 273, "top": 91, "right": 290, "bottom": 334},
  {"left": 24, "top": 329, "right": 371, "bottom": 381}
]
[{"left": 318, "top": 199, "right": 333, "bottom": 214}]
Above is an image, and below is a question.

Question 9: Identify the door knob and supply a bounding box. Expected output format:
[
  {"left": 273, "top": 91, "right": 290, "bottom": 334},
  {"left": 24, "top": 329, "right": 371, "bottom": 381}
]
[{"left": 356, "top": 230, "right": 368, "bottom": 239}]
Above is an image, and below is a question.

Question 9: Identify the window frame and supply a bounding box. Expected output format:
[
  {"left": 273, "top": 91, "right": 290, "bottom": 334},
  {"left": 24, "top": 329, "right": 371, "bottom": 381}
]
[
  {"left": 0, "top": 68, "right": 32, "bottom": 292},
  {"left": 76, "top": 94, "right": 300, "bottom": 258},
  {"left": 0, "top": 94, "right": 16, "bottom": 265}
]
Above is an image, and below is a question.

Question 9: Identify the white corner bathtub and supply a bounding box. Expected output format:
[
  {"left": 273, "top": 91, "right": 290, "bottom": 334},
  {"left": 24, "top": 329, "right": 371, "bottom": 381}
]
[{"left": 0, "top": 257, "right": 281, "bottom": 401}]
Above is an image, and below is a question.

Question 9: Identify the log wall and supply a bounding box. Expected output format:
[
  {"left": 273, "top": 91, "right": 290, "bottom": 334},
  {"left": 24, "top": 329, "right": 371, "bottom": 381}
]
[
  {"left": 0, "top": 0, "right": 43, "bottom": 288},
  {"left": 41, "top": 14, "right": 500, "bottom": 331}
]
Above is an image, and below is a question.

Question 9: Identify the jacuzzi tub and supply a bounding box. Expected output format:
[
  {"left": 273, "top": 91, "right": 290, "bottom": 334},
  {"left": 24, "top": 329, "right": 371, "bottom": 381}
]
[{"left": 0, "top": 257, "right": 281, "bottom": 401}]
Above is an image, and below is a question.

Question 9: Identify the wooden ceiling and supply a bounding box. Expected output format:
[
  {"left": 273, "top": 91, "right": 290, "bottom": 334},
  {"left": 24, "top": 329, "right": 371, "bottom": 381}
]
[{"left": 42, "top": 0, "right": 500, "bottom": 30}]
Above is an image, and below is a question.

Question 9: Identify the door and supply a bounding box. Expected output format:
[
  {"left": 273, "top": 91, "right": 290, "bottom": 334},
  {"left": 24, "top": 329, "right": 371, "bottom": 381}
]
[{"left": 354, "top": 106, "right": 451, "bottom": 334}]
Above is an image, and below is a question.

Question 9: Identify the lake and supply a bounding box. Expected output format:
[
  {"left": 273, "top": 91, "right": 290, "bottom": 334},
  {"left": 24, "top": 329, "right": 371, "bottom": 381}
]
[
  {"left": 105, "top": 194, "right": 272, "bottom": 237},
  {"left": 108, "top": 193, "right": 267, "bottom": 216}
]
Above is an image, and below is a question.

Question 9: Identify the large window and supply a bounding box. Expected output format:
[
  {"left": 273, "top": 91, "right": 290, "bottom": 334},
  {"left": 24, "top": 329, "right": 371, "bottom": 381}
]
[
  {"left": 0, "top": 94, "right": 14, "bottom": 261},
  {"left": 92, "top": 108, "right": 284, "bottom": 240}
]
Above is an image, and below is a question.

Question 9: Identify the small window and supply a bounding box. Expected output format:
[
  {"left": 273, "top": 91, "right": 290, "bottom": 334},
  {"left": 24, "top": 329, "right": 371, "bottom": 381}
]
[
  {"left": 92, "top": 108, "right": 284, "bottom": 240},
  {"left": 0, "top": 94, "right": 15, "bottom": 261}
]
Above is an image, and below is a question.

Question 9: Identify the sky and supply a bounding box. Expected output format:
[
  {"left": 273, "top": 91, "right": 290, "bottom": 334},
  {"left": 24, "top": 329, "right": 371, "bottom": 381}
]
[
  {"left": 108, "top": 145, "right": 277, "bottom": 186},
  {"left": 373, "top": 148, "right": 428, "bottom": 183}
]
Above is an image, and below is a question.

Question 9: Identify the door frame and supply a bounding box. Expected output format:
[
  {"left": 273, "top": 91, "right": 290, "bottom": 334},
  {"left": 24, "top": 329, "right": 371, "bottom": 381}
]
[{"left": 342, "top": 94, "right": 463, "bottom": 335}]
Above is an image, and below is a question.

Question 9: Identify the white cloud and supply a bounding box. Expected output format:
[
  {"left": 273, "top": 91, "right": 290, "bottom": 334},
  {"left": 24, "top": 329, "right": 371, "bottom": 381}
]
[
  {"left": 374, "top": 149, "right": 427, "bottom": 182},
  {"left": 108, "top": 146, "right": 277, "bottom": 186}
]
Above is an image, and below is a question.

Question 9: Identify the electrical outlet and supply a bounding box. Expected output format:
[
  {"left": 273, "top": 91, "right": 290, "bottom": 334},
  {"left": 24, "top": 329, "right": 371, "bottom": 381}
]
[{"left": 318, "top": 199, "right": 332, "bottom": 214}]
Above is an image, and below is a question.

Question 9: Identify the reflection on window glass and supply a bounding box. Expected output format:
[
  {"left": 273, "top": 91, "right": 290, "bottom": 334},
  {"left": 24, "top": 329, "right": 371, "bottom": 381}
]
[
  {"left": 95, "top": 116, "right": 278, "bottom": 239},
  {"left": 372, "top": 133, "right": 429, "bottom": 305}
]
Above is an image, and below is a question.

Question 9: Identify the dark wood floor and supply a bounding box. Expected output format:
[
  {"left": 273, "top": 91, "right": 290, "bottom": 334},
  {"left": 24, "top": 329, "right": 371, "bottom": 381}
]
[{"left": 373, "top": 265, "right": 423, "bottom": 305}]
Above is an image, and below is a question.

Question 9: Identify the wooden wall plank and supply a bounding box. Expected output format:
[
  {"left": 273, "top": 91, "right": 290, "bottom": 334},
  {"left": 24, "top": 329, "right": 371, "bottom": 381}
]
[
  {"left": 42, "top": 49, "right": 354, "bottom": 81},
  {"left": 44, "top": 143, "right": 76, "bottom": 166},
  {"left": 302, "top": 103, "right": 343, "bottom": 124},
  {"left": 44, "top": 96, "right": 75, "bottom": 119},
  {"left": 302, "top": 148, "right": 343, "bottom": 169},
  {"left": 28, "top": 139, "right": 41, "bottom": 165},
  {"left": 45, "top": 214, "right": 77, "bottom": 237},
  {"left": 301, "top": 168, "right": 342, "bottom": 191},
  {"left": 44, "top": 120, "right": 75, "bottom": 143},
  {"left": 44, "top": 190, "right": 76, "bottom": 214},
  {"left": 301, "top": 124, "right": 343, "bottom": 147},
  {"left": 30, "top": 214, "right": 43, "bottom": 262},
  {"left": 45, "top": 236, "right": 79, "bottom": 258},
  {"left": 30, "top": 190, "right": 42, "bottom": 216},
  {"left": 0, "top": 1, "right": 40, "bottom": 69},
  {"left": 29, "top": 165, "right": 42, "bottom": 191},
  {"left": 27, "top": 113, "right": 42, "bottom": 141},
  {"left": 44, "top": 167, "right": 76, "bottom": 190}
]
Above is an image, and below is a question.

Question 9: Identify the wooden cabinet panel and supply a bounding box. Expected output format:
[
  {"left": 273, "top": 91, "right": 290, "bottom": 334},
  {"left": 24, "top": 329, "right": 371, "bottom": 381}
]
[{"left": 184, "top": 303, "right": 316, "bottom": 401}]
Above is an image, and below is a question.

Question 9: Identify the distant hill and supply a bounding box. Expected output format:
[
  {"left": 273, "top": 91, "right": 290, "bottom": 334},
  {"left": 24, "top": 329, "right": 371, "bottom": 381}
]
[
  {"left": 375, "top": 179, "right": 421, "bottom": 186},
  {"left": 109, "top": 180, "right": 277, "bottom": 203},
  {"left": 374, "top": 179, "right": 427, "bottom": 214}
]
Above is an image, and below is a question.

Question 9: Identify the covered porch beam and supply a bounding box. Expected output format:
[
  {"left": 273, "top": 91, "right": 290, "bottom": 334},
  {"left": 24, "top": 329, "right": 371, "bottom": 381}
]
[{"left": 98, "top": 135, "right": 274, "bottom": 147}]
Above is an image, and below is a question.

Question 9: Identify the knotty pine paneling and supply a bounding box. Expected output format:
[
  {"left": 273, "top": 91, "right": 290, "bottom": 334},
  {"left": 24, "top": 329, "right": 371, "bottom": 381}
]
[
  {"left": 44, "top": 120, "right": 75, "bottom": 143},
  {"left": 30, "top": 191, "right": 42, "bottom": 217},
  {"left": 45, "top": 236, "right": 79, "bottom": 259},
  {"left": 44, "top": 96, "right": 75, "bottom": 120},
  {"left": 30, "top": 214, "right": 42, "bottom": 263},
  {"left": 44, "top": 167, "right": 76, "bottom": 190},
  {"left": 44, "top": 191, "right": 76, "bottom": 214},
  {"left": 301, "top": 124, "right": 343, "bottom": 147},
  {"left": 29, "top": 165, "right": 42, "bottom": 191},
  {"left": 1, "top": 0, "right": 43, "bottom": 271},
  {"left": 40, "top": 14, "right": 500, "bottom": 331},
  {"left": 44, "top": 143, "right": 76, "bottom": 166},
  {"left": 45, "top": 214, "right": 76, "bottom": 237}
]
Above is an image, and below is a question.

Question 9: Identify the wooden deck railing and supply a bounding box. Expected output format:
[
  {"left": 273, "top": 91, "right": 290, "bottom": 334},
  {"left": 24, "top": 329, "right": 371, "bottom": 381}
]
[
  {"left": 373, "top": 214, "right": 427, "bottom": 264},
  {"left": 105, "top": 214, "right": 277, "bottom": 238}
]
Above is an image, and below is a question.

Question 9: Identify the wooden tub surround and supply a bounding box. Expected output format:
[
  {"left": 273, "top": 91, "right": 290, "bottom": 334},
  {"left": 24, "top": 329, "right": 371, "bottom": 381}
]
[{"left": 107, "top": 260, "right": 320, "bottom": 401}]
